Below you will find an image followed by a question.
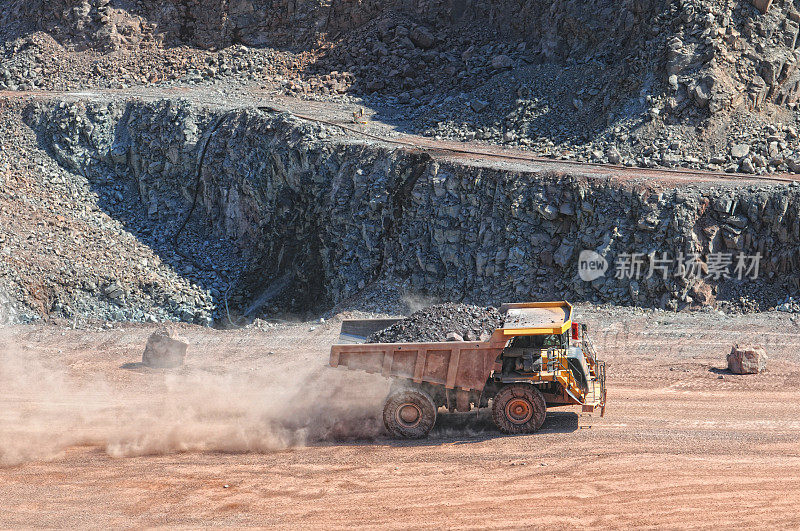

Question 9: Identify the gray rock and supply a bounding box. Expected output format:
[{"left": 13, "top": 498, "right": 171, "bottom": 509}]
[
  {"left": 661, "top": 152, "right": 681, "bottom": 167},
  {"left": 409, "top": 26, "right": 435, "bottom": 49},
  {"left": 103, "top": 281, "right": 124, "bottom": 301},
  {"left": 692, "top": 83, "right": 711, "bottom": 107},
  {"left": 668, "top": 74, "right": 679, "bottom": 91},
  {"left": 667, "top": 43, "right": 694, "bottom": 75},
  {"left": 142, "top": 327, "right": 188, "bottom": 368},
  {"left": 491, "top": 55, "right": 513, "bottom": 69},
  {"left": 553, "top": 242, "right": 574, "bottom": 267},
  {"left": 606, "top": 147, "right": 622, "bottom": 164},
  {"left": 470, "top": 99, "right": 489, "bottom": 112},
  {"left": 731, "top": 144, "right": 751, "bottom": 159},
  {"left": 537, "top": 204, "right": 559, "bottom": 220},
  {"left": 637, "top": 214, "right": 659, "bottom": 231}
]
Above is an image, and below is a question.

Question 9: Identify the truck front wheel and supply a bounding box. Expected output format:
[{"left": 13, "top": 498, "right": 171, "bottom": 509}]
[
  {"left": 492, "top": 384, "right": 546, "bottom": 434},
  {"left": 383, "top": 388, "right": 437, "bottom": 439}
]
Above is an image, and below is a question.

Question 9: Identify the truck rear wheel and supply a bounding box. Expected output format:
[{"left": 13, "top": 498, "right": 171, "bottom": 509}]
[
  {"left": 492, "top": 384, "right": 546, "bottom": 434},
  {"left": 383, "top": 388, "right": 437, "bottom": 439}
]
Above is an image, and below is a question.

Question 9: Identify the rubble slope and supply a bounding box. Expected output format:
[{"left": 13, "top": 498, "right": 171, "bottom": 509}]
[{"left": 3, "top": 1, "right": 800, "bottom": 173}]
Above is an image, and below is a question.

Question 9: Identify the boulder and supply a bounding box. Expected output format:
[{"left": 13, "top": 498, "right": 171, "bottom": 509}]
[
  {"left": 751, "top": 0, "right": 773, "bottom": 14},
  {"left": 693, "top": 83, "right": 711, "bottom": 108},
  {"left": 606, "top": 147, "right": 622, "bottom": 164},
  {"left": 739, "top": 157, "right": 755, "bottom": 174},
  {"left": 491, "top": 55, "right": 513, "bottom": 69},
  {"left": 470, "top": 99, "right": 489, "bottom": 112},
  {"left": 409, "top": 26, "right": 435, "bottom": 49},
  {"left": 142, "top": 327, "right": 188, "bottom": 368},
  {"left": 731, "top": 143, "right": 751, "bottom": 159},
  {"left": 727, "top": 345, "right": 767, "bottom": 374}
]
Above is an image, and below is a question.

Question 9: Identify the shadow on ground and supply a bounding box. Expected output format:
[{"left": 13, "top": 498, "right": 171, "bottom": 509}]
[{"left": 324, "top": 409, "right": 582, "bottom": 449}]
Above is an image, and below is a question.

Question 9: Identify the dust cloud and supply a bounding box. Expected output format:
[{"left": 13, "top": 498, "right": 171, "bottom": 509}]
[
  {"left": 401, "top": 292, "right": 439, "bottom": 313},
  {"left": 0, "top": 336, "right": 388, "bottom": 466}
]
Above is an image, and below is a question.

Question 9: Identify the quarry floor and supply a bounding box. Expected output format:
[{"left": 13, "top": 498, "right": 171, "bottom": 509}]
[{"left": 1, "top": 306, "right": 799, "bottom": 528}]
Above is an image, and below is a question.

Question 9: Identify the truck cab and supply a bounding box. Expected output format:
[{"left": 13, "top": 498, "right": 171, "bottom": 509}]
[{"left": 501, "top": 327, "right": 591, "bottom": 394}]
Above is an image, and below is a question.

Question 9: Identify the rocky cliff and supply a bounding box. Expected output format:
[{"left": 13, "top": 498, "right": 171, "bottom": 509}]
[{"left": 26, "top": 98, "right": 800, "bottom": 319}]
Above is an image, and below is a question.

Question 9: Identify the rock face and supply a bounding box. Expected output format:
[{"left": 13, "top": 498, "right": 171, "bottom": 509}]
[
  {"left": 727, "top": 345, "right": 767, "bottom": 374},
  {"left": 27, "top": 100, "right": 800, "bottom": 317},
  {"left": 367, "top": 304, "right": 503, "bottom": 343},
  {"left": 142, "top": 327, "right": 188, "bottom": 368},
  {"left": 1, "top": 0, "right": 331, "bottom": 51}
]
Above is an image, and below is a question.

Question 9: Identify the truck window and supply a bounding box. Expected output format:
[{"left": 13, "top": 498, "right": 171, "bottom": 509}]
[
  {"left": 509, "top": 335, "right": 543, "bottom": 348},
  {"left": 510, "top": 334, "right": 566, "bottom": 349},
  {"left": 541, "top": 334, "right": 560, "bottom": 348}
]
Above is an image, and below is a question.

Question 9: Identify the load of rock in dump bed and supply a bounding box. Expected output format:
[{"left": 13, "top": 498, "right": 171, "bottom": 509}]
[{"left": 367, "top": 303, "right": 504, "bottom": 343}]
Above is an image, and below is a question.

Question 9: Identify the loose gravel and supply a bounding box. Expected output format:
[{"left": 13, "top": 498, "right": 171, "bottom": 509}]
[{"left": 367, "top": 303, "right": 504, "bottom": 343}]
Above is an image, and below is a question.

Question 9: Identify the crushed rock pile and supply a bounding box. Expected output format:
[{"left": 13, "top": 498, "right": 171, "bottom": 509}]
[{"left": 367, "top": 303, "right": 504, "bottom": 343}]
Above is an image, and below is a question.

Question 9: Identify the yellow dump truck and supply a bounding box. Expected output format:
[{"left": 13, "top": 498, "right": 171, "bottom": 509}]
[{"left": 330, "top": 301, "right": 606, "bottom": 438}]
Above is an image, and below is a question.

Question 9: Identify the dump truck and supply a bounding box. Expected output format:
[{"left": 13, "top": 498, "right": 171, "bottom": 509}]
[{"left": 329, "top": 301, "right": 606, "bottom": 438}]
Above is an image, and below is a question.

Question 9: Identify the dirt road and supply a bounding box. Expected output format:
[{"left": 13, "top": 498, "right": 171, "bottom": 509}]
[{"left": 1, "top": 308, "right": 799, "bottom": 528}]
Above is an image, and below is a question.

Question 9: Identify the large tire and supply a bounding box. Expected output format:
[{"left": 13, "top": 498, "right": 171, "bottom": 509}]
[
  {"left": 492, "top": 384, "right": 547, "bottom": 434},
  {"left": 383, "top": 388, "right": 437, "bottom": 439}
]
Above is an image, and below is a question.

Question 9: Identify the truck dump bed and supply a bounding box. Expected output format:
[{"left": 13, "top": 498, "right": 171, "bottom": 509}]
[
  {"left": 331, "top": 301, "right": 573, "bottom": 393},
  {"left": 330, "top": 340, "right": 503, "bottom": 392}
]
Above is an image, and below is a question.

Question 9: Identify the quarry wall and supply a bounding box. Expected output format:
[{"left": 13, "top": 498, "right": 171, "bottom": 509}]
[{"left": 29, "top": 99, "right": 800, "bottom": 314}]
